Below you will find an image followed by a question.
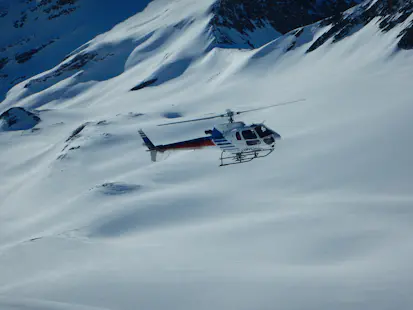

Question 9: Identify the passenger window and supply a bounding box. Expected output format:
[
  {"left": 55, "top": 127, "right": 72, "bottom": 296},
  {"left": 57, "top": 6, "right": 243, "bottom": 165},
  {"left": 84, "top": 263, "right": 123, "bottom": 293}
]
[
  {"left": 236, "top": 132, "right": 241, "bottom": 140},
  {"left": 242, "top": 130, "right": 257, "bottom": 140},
  {"left": 246, "top": 140, "right": 260, "bottom": 146}
]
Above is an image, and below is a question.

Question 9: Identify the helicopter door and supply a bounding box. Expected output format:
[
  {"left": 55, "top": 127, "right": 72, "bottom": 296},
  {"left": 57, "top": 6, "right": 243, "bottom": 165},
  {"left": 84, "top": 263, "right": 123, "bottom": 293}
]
[{"left": 241, "top": 129, "right": 260, "bottom": 146}]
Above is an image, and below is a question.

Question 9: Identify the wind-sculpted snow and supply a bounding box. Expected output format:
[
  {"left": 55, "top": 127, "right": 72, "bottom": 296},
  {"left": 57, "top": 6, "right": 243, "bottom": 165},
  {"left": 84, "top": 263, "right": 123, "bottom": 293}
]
[{"left": 1, "top": 0, "right": 413, "bottom": 309}]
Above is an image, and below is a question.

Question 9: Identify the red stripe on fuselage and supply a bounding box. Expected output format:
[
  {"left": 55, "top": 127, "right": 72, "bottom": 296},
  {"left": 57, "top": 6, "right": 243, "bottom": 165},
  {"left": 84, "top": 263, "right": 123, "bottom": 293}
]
[{"left": 157, "top": 137, "right": 215, "bottom": 151}]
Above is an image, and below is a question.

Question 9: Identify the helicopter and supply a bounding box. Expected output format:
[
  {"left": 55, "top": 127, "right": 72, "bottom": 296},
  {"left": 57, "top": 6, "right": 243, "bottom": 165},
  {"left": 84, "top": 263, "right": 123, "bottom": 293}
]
[{"left": 139, "top": 99, "right": 305, "bottom": 166}]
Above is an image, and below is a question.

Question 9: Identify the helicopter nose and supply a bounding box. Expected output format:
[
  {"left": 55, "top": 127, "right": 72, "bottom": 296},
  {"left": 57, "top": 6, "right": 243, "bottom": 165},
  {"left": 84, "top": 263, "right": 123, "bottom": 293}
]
[{"left": 273, "top": 132, "right": 281, "bottom": 140}]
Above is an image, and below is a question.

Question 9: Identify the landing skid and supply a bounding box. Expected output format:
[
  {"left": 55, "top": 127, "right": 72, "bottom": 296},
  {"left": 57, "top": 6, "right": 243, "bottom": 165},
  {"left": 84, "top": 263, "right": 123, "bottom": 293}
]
[{"left": 219, "top": 148, "right": 274, "bottom": 166}]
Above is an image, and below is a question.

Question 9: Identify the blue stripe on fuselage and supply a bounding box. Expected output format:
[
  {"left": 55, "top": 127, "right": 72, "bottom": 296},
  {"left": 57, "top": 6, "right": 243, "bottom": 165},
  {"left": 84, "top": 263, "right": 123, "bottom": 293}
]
[{"left": 211, "top": 128, "right": 224, "bottom": 139}]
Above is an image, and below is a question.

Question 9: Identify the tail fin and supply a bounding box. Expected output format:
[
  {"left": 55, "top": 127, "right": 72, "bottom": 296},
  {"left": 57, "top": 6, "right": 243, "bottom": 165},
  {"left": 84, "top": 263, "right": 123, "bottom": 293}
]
[
  {"left": 138, "top": 129, "right": 158, "bottom": 162},
  {"left": 139, "top": 129, "right": 155, "bottom": 150}
]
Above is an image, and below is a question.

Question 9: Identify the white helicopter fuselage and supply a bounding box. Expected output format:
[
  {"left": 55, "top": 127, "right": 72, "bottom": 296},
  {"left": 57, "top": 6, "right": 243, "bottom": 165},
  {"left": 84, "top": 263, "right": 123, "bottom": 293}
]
[{"left": 211, "top": 122, "right": 281, "bottom": 154}]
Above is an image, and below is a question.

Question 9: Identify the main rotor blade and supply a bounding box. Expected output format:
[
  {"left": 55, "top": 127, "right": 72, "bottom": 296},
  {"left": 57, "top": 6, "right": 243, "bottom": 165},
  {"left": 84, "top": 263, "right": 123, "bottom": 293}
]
[
  {"left": 236, "top": 99, "right": 306, "bottom": 115},
  {"left": 158, "top": 114, "right": 225, "bottom": 126}
]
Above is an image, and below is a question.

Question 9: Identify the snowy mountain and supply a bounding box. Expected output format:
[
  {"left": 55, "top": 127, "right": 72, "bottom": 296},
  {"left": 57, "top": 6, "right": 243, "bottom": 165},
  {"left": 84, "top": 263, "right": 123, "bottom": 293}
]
[
  {"left": 0, "top": 0, "right": 152, "bottom": 101},
  {"left": 305, "top": 0, "right": 413, "bottom": 52},
  {"left": 210, "top": 0, "right": 363, "bottom": 48},
  {"left": 1, "top": 0, "right": 413, "bottom": 309}
]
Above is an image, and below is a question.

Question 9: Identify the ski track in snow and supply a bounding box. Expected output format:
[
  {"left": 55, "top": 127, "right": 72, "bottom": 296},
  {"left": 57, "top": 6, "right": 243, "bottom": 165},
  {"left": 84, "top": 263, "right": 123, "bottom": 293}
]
[{"left": 1, "top": 0, "right": 413, "bottom": 309}]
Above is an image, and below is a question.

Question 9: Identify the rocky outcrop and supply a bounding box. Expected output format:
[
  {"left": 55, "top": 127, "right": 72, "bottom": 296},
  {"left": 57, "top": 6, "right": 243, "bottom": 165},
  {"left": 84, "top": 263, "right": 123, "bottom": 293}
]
[
  {"left": 130, "top": 78, "right": 158, "bottom": 91},
  {"left": 399, "top": 25, "right": 413, "bottom": 49},
  {"left": 23, "top": 0, "right": 79, "bottom": 22},
  {"left": 66, "top": 123, "right": 88, "bottom": 142},
  {"left": 210, "top": 0, "right": 362, "bottom": 48},
  {"left": 13, "top": 13, "right": 28, "bottom": 28},
  {"left": 0, "top": 57, "right": 8, "bottom": 70},
  {"left": 210, "top": 0, "right": 413, "bottom": 51},
  {"left": 12, "top": 0, "right": 78, "bottom": 28},
  {"left": 15, "top": 40, "right": 56, "bottom": 64},
  {"left": 306, "top": 0, "right": 413, "bottom": 52},
  {"left": 0, "top": 107, "right": 41, "bottom": 131},
  {"left": 0, "top": 37, "right": 32, "bottom": 54},
  {"left": 25, "top": 52, "right": 97, "bottom": 87},
  {"left": 0, "top": 7, "right": 8, "bottom": 18}
]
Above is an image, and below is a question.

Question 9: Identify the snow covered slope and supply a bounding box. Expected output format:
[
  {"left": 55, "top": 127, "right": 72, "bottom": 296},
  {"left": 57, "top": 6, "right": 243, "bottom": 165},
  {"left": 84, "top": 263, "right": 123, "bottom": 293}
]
[
  {"left": 0, "top": 0, "right": 153, "bottom": 101},
  {"left": 210, "top": 0, "right": 362, "bottom": 48},
  {"left": 1, "top": 0, "right": 413, "bottom": 309}
]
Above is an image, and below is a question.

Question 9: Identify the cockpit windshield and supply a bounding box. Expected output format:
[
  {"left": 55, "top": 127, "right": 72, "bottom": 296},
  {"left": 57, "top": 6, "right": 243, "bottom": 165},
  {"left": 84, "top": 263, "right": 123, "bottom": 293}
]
[
  {"left": 241, "top": 130, "right": 257, "bottom": 140},
  {"left": 254, "top": 125, "right": 272, "bottom": 138}
]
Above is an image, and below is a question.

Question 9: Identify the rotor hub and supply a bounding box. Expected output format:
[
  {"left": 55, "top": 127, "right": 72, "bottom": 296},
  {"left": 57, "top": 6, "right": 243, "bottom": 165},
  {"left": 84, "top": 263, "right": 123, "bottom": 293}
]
[{"left": 226, "top": 109, "right": 235, "bottom": 122}]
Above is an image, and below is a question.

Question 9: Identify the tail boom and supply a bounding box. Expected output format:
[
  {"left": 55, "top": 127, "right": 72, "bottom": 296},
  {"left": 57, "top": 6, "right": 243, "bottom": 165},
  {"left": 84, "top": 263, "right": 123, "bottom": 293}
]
[
  {"left": 156, "top": 136, "right": 214, "bottom": 151},
  {"left": 139, "top": 129, "right": 214, "bottom": 162}
]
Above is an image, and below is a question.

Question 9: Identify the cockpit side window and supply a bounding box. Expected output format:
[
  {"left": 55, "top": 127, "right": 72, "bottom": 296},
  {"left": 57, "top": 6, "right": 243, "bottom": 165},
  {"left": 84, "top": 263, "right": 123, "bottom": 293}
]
[
  {"left": 236, "top": 132, "right": 241, "bottom": 140},
  {"left": 255, "top": 125, "right": 271, "bottom": 138},
  {"left": 242, "top": 130, "right": 257, "bottom": 140}
]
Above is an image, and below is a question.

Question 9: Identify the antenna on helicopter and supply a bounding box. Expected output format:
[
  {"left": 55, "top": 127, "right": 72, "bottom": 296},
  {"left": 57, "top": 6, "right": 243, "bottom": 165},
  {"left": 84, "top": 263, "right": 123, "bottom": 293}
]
[{"left": 157, "top": 99, "right": 306, "bottom": 126}]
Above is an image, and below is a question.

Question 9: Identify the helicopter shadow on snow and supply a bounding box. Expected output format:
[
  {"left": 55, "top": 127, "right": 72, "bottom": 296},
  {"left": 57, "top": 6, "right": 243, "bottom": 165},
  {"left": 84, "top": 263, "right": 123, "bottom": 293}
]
[{"left": 96, "top": 182, "right": 142, "bottom": 196}]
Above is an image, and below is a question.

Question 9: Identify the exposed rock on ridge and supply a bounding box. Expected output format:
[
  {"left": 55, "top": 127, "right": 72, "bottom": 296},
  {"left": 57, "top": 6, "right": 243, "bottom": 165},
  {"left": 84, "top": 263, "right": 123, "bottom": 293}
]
[{"left": 210, "top": 0, "right": 362, "bottom": 48}]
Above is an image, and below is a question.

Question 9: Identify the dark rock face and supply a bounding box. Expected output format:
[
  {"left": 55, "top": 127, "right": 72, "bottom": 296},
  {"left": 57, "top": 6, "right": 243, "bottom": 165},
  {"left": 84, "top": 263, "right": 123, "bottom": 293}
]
[
  {"left": 58, "top": 122, "right": 88, "bottom": 159},
  {"left": 15, "top": 40, "right": 56, "bottom": 64},
  {"left": 399, "top": 25, "right": 413, "bottom": 49},
  {"left": 23, "top": 0, "right": 79, "bottom": 23},
  {"left": 130, "top": 78, "right": 158, "bottom": 91},
  {"left": 0, "top": 107, "right": 41, "bottom": 131},
  {"left": 66, "top": 123, "right": 88, "bottom": 142},
  {"left": 0, "top": 7, "right": 8, "bottom": 18},
  {"left": 13, "top": 13, "right": 28, "bottom": 28},
  {"left": 211, "top": 0, "right": 413, "bottom": 51},
  {"left": 12, "top": 0, "right": 79, "bottom": 28},
  {"left": 210, "top": 0, "right": 362, "bottom": 48},
  {"left": 0, "top": 57, "right": 8, "bottom": 70},
  {"left": 306, "top": 0, "right": 413, "bottom": 52}
]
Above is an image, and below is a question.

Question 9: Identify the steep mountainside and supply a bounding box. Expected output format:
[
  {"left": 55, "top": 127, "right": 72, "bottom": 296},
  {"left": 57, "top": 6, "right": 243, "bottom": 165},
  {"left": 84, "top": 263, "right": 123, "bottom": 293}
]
[
  {"left": 238, "top": 0, "right": 413, "bottom": 59},
  {"left": 2, "top": 0, "right": 411, "bottom": 102},
  {"left": 1, "top": 0, "right": 413, "bottom": 309},
  {"left": 210, "top": 0, "right": 362, "bottom": 48},
  {"left": 305, "top": 0, "right": 413, "bottom": 52},
  {"left": 0, "top": 0, "right": 152, "bottom": 101},
  {"left": 0, "top": 0, "right": 408, "bottom": 112},
  {"left": 210, "top": 0, "right": 413, "bottom": 51}
]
